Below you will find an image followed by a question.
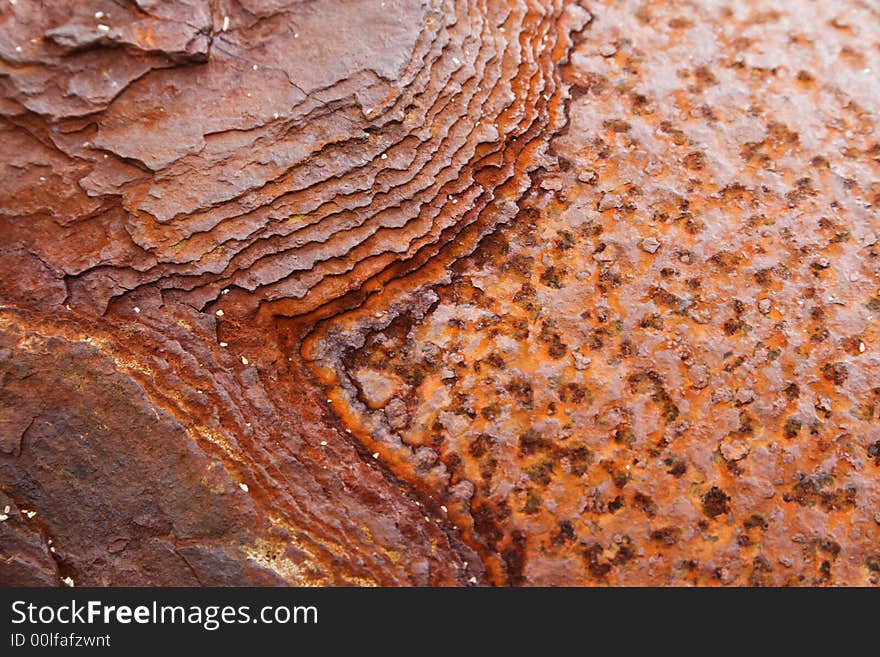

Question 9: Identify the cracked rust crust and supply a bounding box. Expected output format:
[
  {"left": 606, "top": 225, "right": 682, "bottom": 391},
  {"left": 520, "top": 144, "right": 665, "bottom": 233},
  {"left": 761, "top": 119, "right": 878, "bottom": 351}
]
[{"left": 1, "top": 0, "right": 879, "bottom": 586}]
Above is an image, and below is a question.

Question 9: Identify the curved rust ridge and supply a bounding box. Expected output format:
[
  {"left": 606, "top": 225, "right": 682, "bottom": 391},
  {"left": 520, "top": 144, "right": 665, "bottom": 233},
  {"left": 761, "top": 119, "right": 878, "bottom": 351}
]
[{"left": 0, "top": 0, "right": 588, "bottom": 585}]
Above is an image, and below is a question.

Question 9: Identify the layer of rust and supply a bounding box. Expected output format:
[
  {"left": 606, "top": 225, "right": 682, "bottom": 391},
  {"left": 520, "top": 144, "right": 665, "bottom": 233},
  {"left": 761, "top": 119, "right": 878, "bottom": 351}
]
[
  {"left": 0, "top": 0, "right": 586, "bottom": 586},
  {"left": 2, "top": 0, "right": 879, "bottom": 586},
  {"left": 304, "top": 0, "right": 880, "bottom": 585}
]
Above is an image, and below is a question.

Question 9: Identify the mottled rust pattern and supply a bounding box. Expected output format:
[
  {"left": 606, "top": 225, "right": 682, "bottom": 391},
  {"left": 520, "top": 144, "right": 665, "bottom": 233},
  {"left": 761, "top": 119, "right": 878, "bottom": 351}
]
[
  {"left": 306, "top": 0, "right": 880, "bottom": 585},
  {"left": 2, "top": 0, "right": 879, "bottom": 587}
]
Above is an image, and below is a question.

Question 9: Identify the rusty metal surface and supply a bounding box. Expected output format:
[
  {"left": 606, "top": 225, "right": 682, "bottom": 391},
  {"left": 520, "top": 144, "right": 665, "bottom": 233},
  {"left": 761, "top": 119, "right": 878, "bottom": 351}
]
[
  {"left": 305, "top": 0, "right": 880, "bottom": 585},
  {"left": 1, "top": 0, "right": 879, "bottom": 586}
]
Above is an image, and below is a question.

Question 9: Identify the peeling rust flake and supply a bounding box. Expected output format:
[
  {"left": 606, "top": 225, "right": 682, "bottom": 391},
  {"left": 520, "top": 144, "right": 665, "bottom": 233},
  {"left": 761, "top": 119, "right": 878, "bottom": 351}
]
[{"left": 1, "top": 0, "right": 879, "bottom": 587}]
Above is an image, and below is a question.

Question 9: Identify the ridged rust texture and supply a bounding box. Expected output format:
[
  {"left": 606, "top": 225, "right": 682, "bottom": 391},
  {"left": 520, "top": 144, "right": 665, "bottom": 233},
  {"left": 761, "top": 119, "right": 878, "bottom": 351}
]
[{"left": 1, "top": 0, "right": 878, "bottom": 586}]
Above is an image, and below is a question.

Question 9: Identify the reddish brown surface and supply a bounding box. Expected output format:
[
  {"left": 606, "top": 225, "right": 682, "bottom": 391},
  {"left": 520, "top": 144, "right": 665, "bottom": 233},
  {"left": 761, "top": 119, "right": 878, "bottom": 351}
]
[{"left": 1, "top": 1, "right": 879, "bottom": 586}]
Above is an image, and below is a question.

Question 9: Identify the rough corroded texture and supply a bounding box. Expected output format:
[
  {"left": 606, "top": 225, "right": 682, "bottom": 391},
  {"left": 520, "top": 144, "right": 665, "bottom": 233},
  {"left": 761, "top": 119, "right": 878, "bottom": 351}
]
[
  {"left": 1, "top": 0, "right": 878, "bottom": 586},
  {"left": 0, "top": 0, "right": 585, "bottom": 586},
  {"left": 305, "top": 0, "right": 880, "bottom": 585}
]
